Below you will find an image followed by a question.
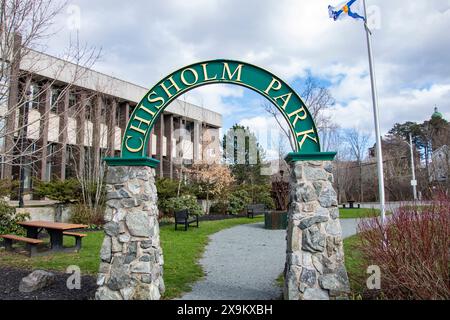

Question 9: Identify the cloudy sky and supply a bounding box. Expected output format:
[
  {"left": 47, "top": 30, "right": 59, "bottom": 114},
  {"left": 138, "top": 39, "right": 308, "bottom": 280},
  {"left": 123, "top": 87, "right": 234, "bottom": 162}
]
[{"left": 45, "top": 0, "right": 450, "bottom": 151}]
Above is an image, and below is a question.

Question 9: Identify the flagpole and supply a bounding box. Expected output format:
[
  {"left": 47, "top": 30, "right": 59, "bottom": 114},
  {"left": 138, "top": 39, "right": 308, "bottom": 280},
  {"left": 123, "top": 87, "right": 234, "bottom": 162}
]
[{"left": 362, "top": 0, "right": 386, "bottom": 224}]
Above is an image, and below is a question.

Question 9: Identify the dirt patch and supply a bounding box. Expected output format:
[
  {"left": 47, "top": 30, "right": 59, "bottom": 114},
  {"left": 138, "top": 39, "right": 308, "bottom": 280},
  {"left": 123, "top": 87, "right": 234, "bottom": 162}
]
[{"left": 0, "top": 267, "right": 96, "bottom": 300}]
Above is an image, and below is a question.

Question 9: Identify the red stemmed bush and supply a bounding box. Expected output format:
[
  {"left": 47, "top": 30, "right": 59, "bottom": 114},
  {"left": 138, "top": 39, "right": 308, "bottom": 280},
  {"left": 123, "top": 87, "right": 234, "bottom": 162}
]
[{"left": 357, "top": 196, "right": 450, "bottom": 300}]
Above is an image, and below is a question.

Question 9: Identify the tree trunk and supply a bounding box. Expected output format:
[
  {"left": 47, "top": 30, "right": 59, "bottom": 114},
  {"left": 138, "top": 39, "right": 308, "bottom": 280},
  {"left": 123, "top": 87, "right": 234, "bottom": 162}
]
[
  {"left": 177, "top": 167, "right": 183, "bottom": 197},
  {"left": 206, "top": 191, "right": 210, "bottom": 215}
]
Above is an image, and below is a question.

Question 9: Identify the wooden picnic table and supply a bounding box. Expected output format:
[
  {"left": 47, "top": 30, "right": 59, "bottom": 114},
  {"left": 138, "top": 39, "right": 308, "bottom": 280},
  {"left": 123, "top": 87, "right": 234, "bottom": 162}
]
[
  {"left": 342, "top": 200, "right": 361, "bottom": 209},
  {"left": 18, "top": 221, "right": 88, "bottom": 252}
]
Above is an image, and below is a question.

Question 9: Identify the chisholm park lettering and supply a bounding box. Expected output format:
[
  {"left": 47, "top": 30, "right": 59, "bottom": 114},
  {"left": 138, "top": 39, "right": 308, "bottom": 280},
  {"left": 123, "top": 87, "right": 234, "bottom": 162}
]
[{"left": 121, "top": 60, "right": 320, "bottom": 159}]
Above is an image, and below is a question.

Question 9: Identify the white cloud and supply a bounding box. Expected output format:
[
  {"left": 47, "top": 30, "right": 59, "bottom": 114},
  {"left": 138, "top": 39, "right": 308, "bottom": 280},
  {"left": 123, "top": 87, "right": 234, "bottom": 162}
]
[
  {"left": 182, "top": 84, "right": 245, "bottom": 117},
  {"left": 329, "top": 84, "right": 450, "bottom": 134},
  {"left": 44, "top": 0, "right": 450, "bottom": 137}
]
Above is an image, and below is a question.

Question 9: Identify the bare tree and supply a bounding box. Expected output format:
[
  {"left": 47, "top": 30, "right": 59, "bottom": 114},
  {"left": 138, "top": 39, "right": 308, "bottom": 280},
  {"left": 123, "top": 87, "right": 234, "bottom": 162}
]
[
  {"left": 263, "top": 75, "right": 336, "bottom": 152},
  {"left": 0, "top": 1, "right": 101, "bottom": 188},
  {"left": 344, "top": 128, "right": 370, "bottom": 202}
]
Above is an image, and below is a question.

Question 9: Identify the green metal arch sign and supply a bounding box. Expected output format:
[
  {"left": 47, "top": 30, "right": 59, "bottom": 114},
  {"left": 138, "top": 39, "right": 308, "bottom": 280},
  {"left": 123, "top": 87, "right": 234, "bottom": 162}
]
[{"left": 106, "top": 59, "right": 335, "bottom": 167}]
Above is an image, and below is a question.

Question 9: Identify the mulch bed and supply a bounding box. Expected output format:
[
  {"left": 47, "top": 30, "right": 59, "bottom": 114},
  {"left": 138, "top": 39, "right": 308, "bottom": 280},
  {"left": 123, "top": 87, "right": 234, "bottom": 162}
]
[{"left": 0, "top": 267, "right": 96, "bottom": 300}]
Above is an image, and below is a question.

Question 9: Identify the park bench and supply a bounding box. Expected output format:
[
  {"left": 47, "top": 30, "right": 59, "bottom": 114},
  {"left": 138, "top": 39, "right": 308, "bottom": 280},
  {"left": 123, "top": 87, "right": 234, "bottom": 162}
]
[
  {"left": 0, "top": 234, "right": 43, "bottom": 257},
  {"left": 63, "top": 231, "right": 87, "bottom": 251},
  {"left": 246, "top": 204, "right": 268, "bottom": 219},
  {"left": 174, "top": 209, "right": 199, "bottom": 231}
]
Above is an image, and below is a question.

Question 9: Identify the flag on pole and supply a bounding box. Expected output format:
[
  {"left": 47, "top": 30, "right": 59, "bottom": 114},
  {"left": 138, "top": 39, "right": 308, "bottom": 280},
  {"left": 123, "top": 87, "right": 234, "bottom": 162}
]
[{"left": 328, "top": 0, "right": 366, "bottom": 21}]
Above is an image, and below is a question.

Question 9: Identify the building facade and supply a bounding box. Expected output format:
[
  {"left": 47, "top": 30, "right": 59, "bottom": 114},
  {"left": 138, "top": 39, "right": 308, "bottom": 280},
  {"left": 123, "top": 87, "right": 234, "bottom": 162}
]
[
  {"left": 0, "top": 38, "right": 222, "bottom": 192},
  {"left": 430, "top": 145, "right": 449, "bottom": 183}
]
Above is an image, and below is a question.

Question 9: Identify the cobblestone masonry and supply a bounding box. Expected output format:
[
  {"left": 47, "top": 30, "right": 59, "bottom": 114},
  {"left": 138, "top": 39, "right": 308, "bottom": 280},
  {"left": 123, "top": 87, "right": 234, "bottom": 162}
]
[
  {"left": 95, "top": 166, "right": 164, "bottom": 300},
  {"left": 284, "top": 161, "right": 350, "bottom": 300}
]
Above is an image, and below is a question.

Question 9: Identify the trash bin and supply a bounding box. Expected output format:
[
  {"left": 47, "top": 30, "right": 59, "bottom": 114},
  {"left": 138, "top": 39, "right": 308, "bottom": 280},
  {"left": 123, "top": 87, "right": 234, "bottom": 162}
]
[{"left": 264, "top": 211, "right": 288, "bottom": 230}]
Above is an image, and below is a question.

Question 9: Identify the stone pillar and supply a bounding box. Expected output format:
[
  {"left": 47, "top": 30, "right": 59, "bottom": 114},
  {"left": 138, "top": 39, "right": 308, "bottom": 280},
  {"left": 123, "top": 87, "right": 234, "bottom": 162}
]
[
  {"left": 96, "top": 166, "right": 165, "bottom": 300},
  {"left": 284, "top": 160, "right": 350, "bottom": 300}
]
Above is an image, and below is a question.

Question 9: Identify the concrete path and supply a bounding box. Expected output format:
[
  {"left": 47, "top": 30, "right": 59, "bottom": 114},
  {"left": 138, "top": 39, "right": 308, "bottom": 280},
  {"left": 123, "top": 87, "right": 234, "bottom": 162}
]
[
  {"left": 340, "top": 218, "right": 361, "bottom": 239},
  {"left": 180, "top": 223, "right": 286, "bottom": 300},
  {"left": 179, "top": 218, "right": 361, "bottom": 300}
]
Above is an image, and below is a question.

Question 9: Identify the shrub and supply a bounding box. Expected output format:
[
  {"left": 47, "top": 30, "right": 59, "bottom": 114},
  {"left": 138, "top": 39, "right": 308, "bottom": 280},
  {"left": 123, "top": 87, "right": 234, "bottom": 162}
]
[
  {"left": 162, "top": 195, "right": 203, "bottom": 216},
  {"left": 356, "top": 196, "right": 450, "bottom": 299},
  {"left": 209, "top": 201, "right": 229, "bottom": 215},
  {"left": 228, "top": 189, "right": 251, "bottom": 215},
  {"left": 156, "top": 178, "right": 178, "bottom": 200},
  {"left": 70, "top": 202, "right": 104, "bottom": 227},
  {"left": 0, "top": 179, "right": 18, "bottom": 199},
  {"left": 156, "top": 177, "right": 196, "bottom": 211},
  {"left": 235, "top": 184, "right": 275, "bottom": 210},
  {"left": 250, "top": 184, "right": 275, "bottom": 210},
  {"left": 34, "top": 179, "right": 81, "bottom": 204},
  {"left": 0, "top": 200, "right": 30, "bottom": 236}
]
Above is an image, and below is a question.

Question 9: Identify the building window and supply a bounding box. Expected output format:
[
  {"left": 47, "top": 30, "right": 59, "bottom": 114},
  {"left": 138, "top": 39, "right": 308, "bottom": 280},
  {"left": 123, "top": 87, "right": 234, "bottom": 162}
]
[
  {"left": 23, "top": 165, "right": 32, "bottom": 190},
  {"left": 45, "top": 143, "right": 56, "bottom": 181},
  {"left": 28, "top": 83, "right": 40, "bottom": 110},
  {"left": 65, "top": 146, "right": 76, "bottom": 179},
  {"left": 101, "top": 99, "right": 107, "bottom": 120},
  {"left": 85, "top": 101, "right": 92, "bottom": 121},
  {"left": 69, "top": 93, "right": 76, "bottom": 109},
  {"left": 50, "top": 88, "right": 61, "bottom": 113}
]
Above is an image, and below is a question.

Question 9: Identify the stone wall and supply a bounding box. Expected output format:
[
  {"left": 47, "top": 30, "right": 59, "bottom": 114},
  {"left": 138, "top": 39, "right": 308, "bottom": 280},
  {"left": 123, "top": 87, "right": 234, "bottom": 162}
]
[
  {"left": 284, "top": 160, "right": 350, "bottom": 300},
  {"left": 95, "top": 166, "right": 165, "bottom": 300},
  {"left": 15, "top": 206, "right": 71, "bottom": 223}
]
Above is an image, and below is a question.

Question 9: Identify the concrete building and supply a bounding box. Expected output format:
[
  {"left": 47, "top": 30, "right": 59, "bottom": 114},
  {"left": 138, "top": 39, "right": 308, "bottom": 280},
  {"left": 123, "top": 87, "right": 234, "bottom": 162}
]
[
  {"left": 430, "top": 145, "right": 449, "bottom": 183},
  {"left": 0, "top": 37, "right": 222, "bottom": 193}
]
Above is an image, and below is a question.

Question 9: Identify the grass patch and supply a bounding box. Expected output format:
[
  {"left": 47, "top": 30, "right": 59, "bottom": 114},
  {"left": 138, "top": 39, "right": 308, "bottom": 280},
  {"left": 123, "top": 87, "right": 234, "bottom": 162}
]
[
  {"left": 343, "top": 234, "right": 367, "bottom": 298},
  {"left": 339, "top": 208, "right": 382, "bottom": 219},
  {"left": 0, "top": 216, "right": 264, "bottom": 299},
  {"left": 0, "top": 232, "right": 103, "bottom": 274}
]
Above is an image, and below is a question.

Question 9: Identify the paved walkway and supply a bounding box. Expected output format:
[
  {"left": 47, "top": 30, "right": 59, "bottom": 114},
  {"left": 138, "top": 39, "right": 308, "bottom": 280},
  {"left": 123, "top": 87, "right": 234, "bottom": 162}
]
[
  {"left": 180, "top": 223, "right": 286, "bottom": 300},
  {"left": 179, "top": 219, "right": 361, "bottom": 300}
]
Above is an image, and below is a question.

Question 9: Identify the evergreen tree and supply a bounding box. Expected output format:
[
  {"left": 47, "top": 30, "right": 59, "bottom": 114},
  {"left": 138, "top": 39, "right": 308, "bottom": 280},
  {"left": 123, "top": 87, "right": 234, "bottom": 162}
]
[{"left": 222, "top": 124, "right": 269, "bottom": 185}]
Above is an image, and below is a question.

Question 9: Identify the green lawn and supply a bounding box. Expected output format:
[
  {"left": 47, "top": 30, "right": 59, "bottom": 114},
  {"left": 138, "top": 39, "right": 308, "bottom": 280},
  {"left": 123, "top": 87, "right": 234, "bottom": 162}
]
[
  {"left": 339, "top": 208, "right": 382, "bottom": 219},
  {"left": 0, "top": 216, "right": 263, "bottom": 299},
  {"left": 343, "top": 234, "right": 367, "bottom": 298},
  {"left": 0, "top": 215, "right": 369, "bottom": 299}
]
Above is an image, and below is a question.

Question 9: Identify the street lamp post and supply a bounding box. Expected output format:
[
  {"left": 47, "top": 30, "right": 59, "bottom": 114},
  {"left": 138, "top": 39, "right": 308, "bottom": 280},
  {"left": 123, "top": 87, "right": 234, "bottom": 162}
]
[
  {"left": 401, "top": 132, "right": 418, "bottom": 201},
  {"left": 408, "top": 132, "right": 418, "bottom": 201}
]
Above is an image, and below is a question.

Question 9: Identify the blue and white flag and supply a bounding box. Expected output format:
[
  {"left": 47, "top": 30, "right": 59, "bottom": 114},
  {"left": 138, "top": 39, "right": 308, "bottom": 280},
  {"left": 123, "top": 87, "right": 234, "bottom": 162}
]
[{"left": 328, "top": 0, "right": 365, "bottom": 21}]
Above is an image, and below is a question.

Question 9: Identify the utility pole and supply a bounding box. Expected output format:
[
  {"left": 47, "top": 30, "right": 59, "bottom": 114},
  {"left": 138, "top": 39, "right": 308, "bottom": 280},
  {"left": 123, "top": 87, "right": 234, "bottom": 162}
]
[{"left": 409, "top": 132, "right": 418, "bottom": 201}]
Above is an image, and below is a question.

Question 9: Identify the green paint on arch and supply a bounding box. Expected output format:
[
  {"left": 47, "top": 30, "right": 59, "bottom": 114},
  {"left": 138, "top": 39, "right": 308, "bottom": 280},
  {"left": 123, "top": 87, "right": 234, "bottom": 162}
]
[{"left": 106, "top": 59, "right": 325, "bottom": 167}]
